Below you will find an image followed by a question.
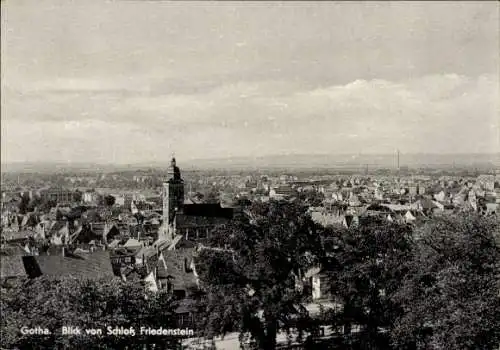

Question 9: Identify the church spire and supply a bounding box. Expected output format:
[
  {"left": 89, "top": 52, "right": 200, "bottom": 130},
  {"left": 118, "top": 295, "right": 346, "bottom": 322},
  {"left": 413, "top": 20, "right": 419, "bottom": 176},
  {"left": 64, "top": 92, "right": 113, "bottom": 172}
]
[
  {"left": 168, "top": 152, "right": 177, "bottom": 178},
  {"left": 162, "top": 155, "right": 185, "bottom": 237}
]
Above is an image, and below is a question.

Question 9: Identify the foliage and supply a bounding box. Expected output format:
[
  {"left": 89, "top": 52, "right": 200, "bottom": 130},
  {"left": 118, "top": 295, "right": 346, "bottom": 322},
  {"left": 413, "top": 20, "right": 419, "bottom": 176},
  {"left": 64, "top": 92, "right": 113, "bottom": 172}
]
[
  {"left": 196, "top": 200, "right": 324, "bottom": 350},
  {"left": 73, "top": 189, "right": 83, "bottom": 203},
  {"left": 321, "top": 217, "right": 415, "bottom": 349},
  {"left": 18, "top": 192, "right": 31, "bottom": 214},
  {"left": 0, "top": 277, "right": 180, "bottom": 350},
  {"left": 204, "top": 189, "right": 220, "bottom": 204},
  {"left": 104, "top": 195, "right": 116, "bottom": 207},
  {"left": 391, "top": 213, "right": 500, "bottom": 350},
  {"left": 298, "top": 189, "right": 325, "bottom": 207}
]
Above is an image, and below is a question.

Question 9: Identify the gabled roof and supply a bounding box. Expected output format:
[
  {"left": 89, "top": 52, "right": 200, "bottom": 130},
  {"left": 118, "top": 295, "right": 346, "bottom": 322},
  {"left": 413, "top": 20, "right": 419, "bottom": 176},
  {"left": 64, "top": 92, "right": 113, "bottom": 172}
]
[
  {"left": 182, "top": 203, "right": 234, "bottom": 219},
  {"left": 0, "top": 255, "right": 28, "bottom": 278},
  {"left": 124, "top": 238, "right": 142, "bottom": 248},
  {"left": 0, "top": 244, "right": 28, "bottom": 256},
  {"left": 3, "top": 229, "right": 36, "bottom": 242},
  {"left": 135, "top": 245, "right": 158, "bottom": 259},
  {"left": 167, "top": 235, "right": 183, "bottom": 250},
  {"left": 21, "top": 213, "right": 39, "bottom": 228},
  {"left": 108, "top": 239, "right": 121, "bottom": 248},
  {"left": 47, "top": 221, "right": 68, "bottom": 237},
  {"left": 160, "top": 248, "right": 197, "bottom": 291},
  {"left": 31, "top": 251, "right": 114, "bottom": 279},
  {"left": 176, "top": 214, "right": 230, "bottom": 228}
]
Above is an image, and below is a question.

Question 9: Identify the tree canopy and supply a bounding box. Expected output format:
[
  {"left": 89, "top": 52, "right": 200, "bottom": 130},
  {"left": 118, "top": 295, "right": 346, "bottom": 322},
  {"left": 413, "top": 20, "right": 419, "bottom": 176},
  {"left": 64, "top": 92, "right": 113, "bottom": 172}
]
[
  {"left": 104, "top": 195, "right": 116, "bottom": 207},
  {"left": 391, "top": 214, "right": 500, "bottom": 350},
  {"left": 1, "top": 277, "right": 180, "bottom": 350},
  {"left": 317, "top": 217, "right": 414, "bottom": 348},
  {"left": 195, "top": 200, "right": 324, "bottom": 349},
  {"left": 198, "top": 207, "right": 500, "bottom": 350}
]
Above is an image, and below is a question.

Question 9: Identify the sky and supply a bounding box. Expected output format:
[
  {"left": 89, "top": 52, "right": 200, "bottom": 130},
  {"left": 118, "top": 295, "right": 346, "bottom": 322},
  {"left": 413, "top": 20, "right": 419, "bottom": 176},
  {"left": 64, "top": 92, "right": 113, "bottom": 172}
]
[{"left": 1, "top": 1, "right": 499, "bottom": 164}]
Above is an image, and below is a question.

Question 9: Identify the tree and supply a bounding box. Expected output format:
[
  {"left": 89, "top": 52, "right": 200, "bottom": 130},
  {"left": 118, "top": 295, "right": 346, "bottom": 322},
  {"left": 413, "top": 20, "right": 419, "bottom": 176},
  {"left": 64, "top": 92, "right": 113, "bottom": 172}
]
[
  {"left": 27, "top": 195, "right": 43, "bottom": 212},
  {"left": 298, "top": 190, "right": 325, "bottom": 207},
  {"left": 1, "top": 277, "right": 180, "bottom": 350},
  {"left": 391, "top": 213, "right": 500, "bottom": 350},
  {"left": 73, "top": 190, "right": 83, "bottom": 203},
  {"left": 40, "top": 199, "right": 57, "bottom": 213},
  {"left": 204, "top": 189, "right": 220, "bottom": 204},
  {"left": 104, "top": 195, "right": 116, "bottom": 207},
  {"left": 195, "top": 200, "right": 324, "bottom": 349},
  {"left": 321, "top": 217, "right": 415, "bottom": 349},
  {"left": 18, "top": 192, "right": 31, "bottom": 214}
]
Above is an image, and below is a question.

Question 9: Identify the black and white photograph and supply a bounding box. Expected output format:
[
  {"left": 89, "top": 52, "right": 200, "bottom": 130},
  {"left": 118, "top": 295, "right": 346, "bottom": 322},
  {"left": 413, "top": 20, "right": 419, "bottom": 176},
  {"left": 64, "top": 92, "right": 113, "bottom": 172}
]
[{"left": 1, "top": 1, "right": 499, "bottom": 349}]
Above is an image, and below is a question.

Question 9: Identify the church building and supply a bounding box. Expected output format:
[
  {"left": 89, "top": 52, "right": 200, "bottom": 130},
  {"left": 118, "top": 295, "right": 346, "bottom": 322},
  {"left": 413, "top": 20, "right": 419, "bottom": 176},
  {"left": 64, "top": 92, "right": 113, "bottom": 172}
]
[{"left": 160, "top": 157, "right": 235, "bottom": 244}]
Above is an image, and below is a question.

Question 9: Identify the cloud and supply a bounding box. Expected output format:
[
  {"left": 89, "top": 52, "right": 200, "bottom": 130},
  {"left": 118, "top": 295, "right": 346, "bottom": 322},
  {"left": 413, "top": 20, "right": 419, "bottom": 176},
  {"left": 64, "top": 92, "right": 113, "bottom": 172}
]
[{"left": 1, "top": 73, "right": 498, "bottom": 163}]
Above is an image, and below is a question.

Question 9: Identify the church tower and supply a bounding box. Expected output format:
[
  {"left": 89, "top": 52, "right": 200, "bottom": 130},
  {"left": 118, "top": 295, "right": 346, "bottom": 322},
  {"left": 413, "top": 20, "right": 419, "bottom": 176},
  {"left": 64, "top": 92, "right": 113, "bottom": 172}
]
[{"left": 162, "top": 157, "right": 185, "bottom": 230}]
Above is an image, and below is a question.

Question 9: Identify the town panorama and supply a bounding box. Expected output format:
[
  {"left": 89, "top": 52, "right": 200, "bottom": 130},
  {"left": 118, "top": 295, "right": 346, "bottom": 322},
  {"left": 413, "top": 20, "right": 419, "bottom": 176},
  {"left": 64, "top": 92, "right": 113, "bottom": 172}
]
[{"left": 1, "top": 1, "right": 499, "bottom": 350}]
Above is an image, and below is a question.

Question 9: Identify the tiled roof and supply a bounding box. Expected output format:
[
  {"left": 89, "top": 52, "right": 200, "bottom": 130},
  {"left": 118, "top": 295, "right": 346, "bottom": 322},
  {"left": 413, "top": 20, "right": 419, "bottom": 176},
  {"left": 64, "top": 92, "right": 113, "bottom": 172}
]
[
  {"left": 182, "top": 204, "right": 234, "bottom": 219},
  {"left": 0, "top": 255, "right": 28, "bottom": 278},
  {"left": 32, "top": 250, "right": 115, "bottom": 279},
  {"left": 136, "top": 245, "right": 158, "bottom": 259},
  {"left": 156, "top": 257, "right": 168, "bottom": 279},
  {"left": 176, "top": 214, "right": 230, "bottom": 228},
  {"left": 0, "top": 244, "right": 28, "bottom": 256},
  {"left": 167, "top": 235, "right": 183, "bottom": 250},
  {"left": 160, "top": 248, "right": 197, "bottom": 291},
  {"left": 47, "top": 221, "right": 68, "bottom": 237},
  {"left": 124, "top": 238, "right": 142, "bottom": 248},
  {"left": 2, "top": 229, "right": 36, "bottom": 242}
]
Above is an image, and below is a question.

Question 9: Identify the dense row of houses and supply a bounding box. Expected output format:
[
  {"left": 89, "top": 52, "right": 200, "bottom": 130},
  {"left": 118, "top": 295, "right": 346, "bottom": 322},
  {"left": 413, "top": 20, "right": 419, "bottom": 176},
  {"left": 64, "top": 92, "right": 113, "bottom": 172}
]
[{"left": 0, "top": 158, "right": 245, "bottom": 331}]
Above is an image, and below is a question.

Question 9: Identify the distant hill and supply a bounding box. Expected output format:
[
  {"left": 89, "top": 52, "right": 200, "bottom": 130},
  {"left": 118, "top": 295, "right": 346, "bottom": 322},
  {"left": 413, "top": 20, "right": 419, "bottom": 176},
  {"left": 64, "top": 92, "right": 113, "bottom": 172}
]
[
  {"left": 2, "top": 153, "right": 498, "bottom": 174},
  {"left": 0, "top": 162, "right": 126, "bottom": 174},
  {"left": 185, "top": 153, "right": 500, "bottom": 170}
]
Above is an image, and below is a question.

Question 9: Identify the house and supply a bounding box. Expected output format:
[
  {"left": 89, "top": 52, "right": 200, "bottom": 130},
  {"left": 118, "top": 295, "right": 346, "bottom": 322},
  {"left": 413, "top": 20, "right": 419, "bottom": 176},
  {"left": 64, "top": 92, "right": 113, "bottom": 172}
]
[
  {"left": 0, "top": 255, "right": 29, "bottom": 283},
  {"left": 69, "top": 224, "right": 103, "bottom": 245},
  {"left": 173, "top": 298, "right": 199, "bottom": 329},
  {"left": 433, "top": 190, "right": 447, "bottom": 202},
  {"left": 39, "top": 188, "right": 76, "bottom": 205},
  {"left": 301, "top": 265, "right": 335, "bottom": 302},
  {"left": 343, "top": 214, "right": 359, "bottom": 228},
  {"left": 25, "top": 249, "right": 115, "bottom": 280},
  {"left": 269, "top": 185, "right": 295, "bottom": 200},
  {"left": 310, "top": 209, "right": 345, "bottom": 228},
  {"left": 82, "top": 191, "right": 99, "bottom": 204},
  {"left": 158, "top": 248, "right": 198, "bottom": 298},
  {"left": 2, "top": 228, "right": 37, "bottom": 243}
]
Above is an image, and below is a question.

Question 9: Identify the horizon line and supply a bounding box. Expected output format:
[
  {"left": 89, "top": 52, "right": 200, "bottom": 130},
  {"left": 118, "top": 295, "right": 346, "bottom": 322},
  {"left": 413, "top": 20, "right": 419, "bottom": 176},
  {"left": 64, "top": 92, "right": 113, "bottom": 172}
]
[{"left": 2, "top": 151, "right": 500, "bottom": 163}]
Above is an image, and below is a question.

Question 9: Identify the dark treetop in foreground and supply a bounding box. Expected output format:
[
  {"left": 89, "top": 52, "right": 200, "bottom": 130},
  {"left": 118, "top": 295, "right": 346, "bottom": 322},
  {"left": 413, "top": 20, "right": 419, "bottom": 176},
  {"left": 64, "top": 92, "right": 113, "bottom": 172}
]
[
  {"left": 195, "top": 200, "right": 324, "bottom": 350},
  {"left": 1, "top": 277, "right": 180, "bottom": 350}
]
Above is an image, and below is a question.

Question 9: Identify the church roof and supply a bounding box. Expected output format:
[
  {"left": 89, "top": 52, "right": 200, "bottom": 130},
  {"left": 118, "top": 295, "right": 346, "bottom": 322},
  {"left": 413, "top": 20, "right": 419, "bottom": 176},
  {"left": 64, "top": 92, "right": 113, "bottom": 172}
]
[
  {"left": 181, "top": 203, "right": 234, "bottom": 218},
  {"left": 176, "top": 214, "right": 231, "bottom": 228}
]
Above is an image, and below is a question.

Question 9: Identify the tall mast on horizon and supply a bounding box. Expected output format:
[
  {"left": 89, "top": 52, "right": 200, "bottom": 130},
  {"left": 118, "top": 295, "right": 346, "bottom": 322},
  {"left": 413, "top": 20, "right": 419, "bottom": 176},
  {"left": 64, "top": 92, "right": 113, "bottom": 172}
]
[{"left": 397, "top": 149, "right": 400, "bottom": 171}]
